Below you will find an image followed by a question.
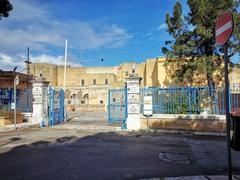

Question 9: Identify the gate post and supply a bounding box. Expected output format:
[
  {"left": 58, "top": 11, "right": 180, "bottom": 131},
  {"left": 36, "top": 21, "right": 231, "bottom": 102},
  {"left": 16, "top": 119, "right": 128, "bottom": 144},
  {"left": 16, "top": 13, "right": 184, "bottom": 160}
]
[
  {"left": 32, "top": 77, "right": 49, "bottom": 127},
  {"left": 126, "top": 77, "right": 141, "bottom": 130}
]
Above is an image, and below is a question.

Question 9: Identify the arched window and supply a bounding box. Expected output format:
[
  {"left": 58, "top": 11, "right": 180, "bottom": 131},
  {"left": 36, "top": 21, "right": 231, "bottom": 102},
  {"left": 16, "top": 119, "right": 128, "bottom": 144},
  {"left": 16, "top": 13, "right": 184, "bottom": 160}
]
[{"left": 70, "top": 94, "right": 77, "bottom": 105}]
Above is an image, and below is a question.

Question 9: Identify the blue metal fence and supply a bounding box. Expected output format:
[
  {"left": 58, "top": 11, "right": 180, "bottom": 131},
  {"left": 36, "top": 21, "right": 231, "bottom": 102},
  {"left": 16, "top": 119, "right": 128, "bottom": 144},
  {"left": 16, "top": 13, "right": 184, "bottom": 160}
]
[
  {"left": 108, "top": 88, "right": 127, "bottom": 128},
  {"left": 48, "top": 87, "right": 64, "bottom": 126},
  {"left": 0, "top": 88, "right": 32, "bottom": 112},
  {"left": 140, "top": 85, "right": 240, "bottom": 115}
]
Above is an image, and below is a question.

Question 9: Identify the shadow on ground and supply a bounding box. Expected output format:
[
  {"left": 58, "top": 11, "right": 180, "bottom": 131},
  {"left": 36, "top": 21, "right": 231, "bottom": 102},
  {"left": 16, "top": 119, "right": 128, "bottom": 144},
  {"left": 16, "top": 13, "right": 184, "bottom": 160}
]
[{"left": 0, "top": 132, "right": 239, "bottom": 180}]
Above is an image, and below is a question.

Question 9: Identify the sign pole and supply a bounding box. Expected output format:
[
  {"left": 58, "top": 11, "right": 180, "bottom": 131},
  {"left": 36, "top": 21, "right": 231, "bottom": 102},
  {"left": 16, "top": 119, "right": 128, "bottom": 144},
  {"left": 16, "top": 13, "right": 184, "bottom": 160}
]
[
  {"left": 224, "top": 44, "right": 232, "bottom": 180},
  {"left": 215, "top": 11, "right": 234, "bottom": 180},
  {"left": 14, "top": 77, "right": 17, "bottom": 129}
]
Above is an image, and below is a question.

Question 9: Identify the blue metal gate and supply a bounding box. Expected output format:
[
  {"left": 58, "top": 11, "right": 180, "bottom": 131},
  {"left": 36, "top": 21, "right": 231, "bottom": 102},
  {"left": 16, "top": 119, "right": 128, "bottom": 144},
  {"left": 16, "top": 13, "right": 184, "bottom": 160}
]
[
  {"left": 48, "top": 87, "right": 64, "bottom": 126},
  {"left": 108, "top": 88, "right": 127, "bottom": 128}
]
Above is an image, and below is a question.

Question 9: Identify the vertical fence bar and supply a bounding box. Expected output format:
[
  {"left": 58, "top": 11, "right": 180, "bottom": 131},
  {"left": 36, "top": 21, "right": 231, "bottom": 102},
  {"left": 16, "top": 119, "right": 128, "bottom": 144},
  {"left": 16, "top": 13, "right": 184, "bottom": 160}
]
[
  {"left": 60, "top": 89, "right": 64, "bottom": 122},
  {"left": 123, "top": 86, "right": 127, "bottom": 129},
  {"left": 108, "top": 90, "right": 111, "bottom": 124},
  {"left": 8, "top": 88, "right": 12, "bottom": 111},
  {"left": 187, "top": 86, "right": 191, "bottom": 114}
]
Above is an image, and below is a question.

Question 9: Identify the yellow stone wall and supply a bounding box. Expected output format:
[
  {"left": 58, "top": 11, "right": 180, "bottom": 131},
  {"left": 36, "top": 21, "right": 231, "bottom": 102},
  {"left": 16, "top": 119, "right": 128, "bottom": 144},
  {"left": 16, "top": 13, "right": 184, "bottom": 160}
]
[
  {"left": 145, "top": 58, "right": 159, "bottom": 87},
  {"left": 230, "top": 67, "right": 240, "bottom": 85},
  {"left": 29, "top": 63, "right": 58, "bottom": 86},
  {"left": 57, "top": 67, "right": 117, "bottom": 88},
  {"left": 29, "top": 57, "right": 240, "bottom": 112}
]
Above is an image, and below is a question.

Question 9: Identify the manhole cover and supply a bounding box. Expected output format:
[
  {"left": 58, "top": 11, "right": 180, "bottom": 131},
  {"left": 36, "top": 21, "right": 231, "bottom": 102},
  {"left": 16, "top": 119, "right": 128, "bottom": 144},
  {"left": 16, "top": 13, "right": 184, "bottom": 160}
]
[{"left": 159, "top": 152, "right": 191, "bottom": 164}]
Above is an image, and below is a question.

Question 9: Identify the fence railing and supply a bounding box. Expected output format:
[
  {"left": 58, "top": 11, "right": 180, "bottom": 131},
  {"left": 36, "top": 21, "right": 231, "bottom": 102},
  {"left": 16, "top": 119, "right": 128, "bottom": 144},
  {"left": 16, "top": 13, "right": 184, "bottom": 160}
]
[
  {"left": 0, "top": 88, "right": 32, "bottom": 113},
  {"left": 140, "top": 86, "right": 240, "bottom": 115}
]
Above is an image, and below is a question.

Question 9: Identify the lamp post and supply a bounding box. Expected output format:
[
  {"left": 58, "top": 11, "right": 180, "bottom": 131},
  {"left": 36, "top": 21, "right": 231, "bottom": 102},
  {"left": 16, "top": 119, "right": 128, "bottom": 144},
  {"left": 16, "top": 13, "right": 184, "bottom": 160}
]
[
  {"left": 14, "top": 75, "right": 19, "bottom": 129},
  {"left": 24, "top": 47, "right": 32, "bottom": 112}
]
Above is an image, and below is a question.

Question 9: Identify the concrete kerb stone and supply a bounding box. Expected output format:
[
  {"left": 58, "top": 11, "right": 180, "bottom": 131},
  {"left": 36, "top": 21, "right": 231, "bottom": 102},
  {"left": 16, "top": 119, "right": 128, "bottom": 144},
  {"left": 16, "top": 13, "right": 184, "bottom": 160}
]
[{"left": 141, "top": 128, "right": 226, "bottom": 137}]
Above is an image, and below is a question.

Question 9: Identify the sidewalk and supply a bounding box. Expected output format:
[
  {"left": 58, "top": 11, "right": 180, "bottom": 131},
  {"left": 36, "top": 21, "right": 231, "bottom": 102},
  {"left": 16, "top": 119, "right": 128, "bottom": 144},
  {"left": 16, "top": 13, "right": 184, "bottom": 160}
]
[{"left": 0, "top": 121, "right": 39, "bottom": 133}]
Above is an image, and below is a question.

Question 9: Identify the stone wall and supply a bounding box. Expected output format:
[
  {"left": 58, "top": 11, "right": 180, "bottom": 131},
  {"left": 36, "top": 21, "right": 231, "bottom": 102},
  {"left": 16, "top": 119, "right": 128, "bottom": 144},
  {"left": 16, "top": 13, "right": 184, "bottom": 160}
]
[
  {"left": 67, "top": 104, "right": 105, "bottom": 112},
  {"left": 230, "top": 67, "right": 240, "bottom": 85},
  {"left": 29, "top": 63, "right": 58, "bottom": 86},
  {"left": 140, "top": 114, "right": 226, "bottom": 132},
  {"left": 0, "top": 112, "right": 24, "bottom": 126}
]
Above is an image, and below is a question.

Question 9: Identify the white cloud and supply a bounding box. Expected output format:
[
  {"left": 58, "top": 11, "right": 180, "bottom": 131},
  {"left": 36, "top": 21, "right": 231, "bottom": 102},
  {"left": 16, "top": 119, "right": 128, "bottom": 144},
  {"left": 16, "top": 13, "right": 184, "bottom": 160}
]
[
  {"left": 0, "top": 0, "right": 133, "bottom": 70},
  {"left": 158, "top": 23, "right": 167, "bottom": 31},
  {"left": 0, "top": 52, "right": 82, "bottom": 71},
  {"left": 0, "top": 0, "right": 132, "bottom": 56},
  {"left": 0, "top": 53, "right": 13, "bottom": 64}
]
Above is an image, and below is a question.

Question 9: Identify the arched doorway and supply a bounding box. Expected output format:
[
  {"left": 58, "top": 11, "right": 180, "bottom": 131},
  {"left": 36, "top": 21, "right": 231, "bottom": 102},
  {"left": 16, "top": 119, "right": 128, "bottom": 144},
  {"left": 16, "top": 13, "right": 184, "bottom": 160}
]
[
  {"left": 77, "top": 90, "right": 83, "bottom": 104},
  {"left": 82, "top": 94, "right": 89, "bottom": 104}
]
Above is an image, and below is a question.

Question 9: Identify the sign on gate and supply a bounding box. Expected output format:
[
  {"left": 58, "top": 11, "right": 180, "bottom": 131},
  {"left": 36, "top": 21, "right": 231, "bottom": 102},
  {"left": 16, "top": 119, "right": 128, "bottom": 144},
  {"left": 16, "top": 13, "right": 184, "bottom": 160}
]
[
  {"left": 127, "top": 82, "right": 139, "bottom": 93},
  {"left": 128, "top": 94, "right": 139, "bottom": 103},
  {"left": 128, "top": 103, "right": 140, "bottom": 114},
  {"left": 143, "top": 96, "right": 152, "bottom": 116},
  {"left": 11, "top": 103, "right": 15, "bottom": 110}
]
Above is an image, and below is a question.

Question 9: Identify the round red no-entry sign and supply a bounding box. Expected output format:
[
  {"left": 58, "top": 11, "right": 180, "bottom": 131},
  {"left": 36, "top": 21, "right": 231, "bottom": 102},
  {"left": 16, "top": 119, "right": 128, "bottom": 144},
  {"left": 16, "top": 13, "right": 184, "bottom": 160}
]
[{"left": 215, "top": 12, "right": 234, "bottom": 45}]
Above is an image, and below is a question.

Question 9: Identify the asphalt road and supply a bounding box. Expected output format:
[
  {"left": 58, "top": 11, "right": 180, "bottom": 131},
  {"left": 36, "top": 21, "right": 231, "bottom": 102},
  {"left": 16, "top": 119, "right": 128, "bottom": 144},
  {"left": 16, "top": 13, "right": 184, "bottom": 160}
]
[{"left": 0, "top": 112, "right": 239, "bottom": 180}]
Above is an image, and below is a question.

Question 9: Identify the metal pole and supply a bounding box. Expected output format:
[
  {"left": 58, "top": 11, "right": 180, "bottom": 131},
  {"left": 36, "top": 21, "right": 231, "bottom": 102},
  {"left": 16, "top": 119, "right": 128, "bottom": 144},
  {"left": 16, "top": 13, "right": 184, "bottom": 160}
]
[
  {"left": 14, "top": 77, "right": 17, "bottom": 129},
  {"left": 63, "top": 39, "right": 68, "bottom": 91},
  {"left": 27, "top": 47, "right": 30, "bottom": 112},
  {"left": 63, "top": 39, "right": 68, "bottom": 121},
  {"left": 224, "top": 44, "right": 232, "bottom": 180}
]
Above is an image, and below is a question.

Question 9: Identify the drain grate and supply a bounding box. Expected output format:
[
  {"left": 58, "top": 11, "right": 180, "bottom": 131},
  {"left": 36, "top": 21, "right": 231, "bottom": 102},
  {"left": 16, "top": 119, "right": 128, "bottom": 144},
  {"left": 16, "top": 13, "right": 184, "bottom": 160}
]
[{"left": 159, "top": 152, "right": 192, "bottom": 164}]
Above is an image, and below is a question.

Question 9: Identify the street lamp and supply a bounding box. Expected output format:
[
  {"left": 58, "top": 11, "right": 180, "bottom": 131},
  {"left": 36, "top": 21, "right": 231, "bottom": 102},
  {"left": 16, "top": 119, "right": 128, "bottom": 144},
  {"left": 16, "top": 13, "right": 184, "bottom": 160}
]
[
  {"left": 14, "top": 74, "right": 19, "bottom": 129},
  {"left": 25, "top": 47, "right": 32, "bottom": 112}
]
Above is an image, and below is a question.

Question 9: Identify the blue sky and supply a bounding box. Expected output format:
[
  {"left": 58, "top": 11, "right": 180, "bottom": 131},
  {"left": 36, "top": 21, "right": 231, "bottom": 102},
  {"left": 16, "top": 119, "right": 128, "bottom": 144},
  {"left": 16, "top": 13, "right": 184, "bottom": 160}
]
[{"left": 0, "top": 0, "right": 239, "bottom": 70}]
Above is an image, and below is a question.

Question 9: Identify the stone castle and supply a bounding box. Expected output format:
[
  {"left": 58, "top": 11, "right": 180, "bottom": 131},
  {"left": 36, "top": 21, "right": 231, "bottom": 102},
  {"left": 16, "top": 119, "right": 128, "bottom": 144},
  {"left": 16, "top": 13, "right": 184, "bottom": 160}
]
[{"left": 29, "top": 57, "right": 240, "bottom": 111}]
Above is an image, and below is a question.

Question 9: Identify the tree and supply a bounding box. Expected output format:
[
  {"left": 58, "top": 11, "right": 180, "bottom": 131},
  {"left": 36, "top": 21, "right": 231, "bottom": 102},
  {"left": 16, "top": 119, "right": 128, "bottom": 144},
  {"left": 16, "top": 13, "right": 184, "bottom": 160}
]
[
  {"left": 0, "top": 0, "right": 13, "bottom": 20},
  {"left": 162, "top": 0, "right": 240, "bottom": 88}
]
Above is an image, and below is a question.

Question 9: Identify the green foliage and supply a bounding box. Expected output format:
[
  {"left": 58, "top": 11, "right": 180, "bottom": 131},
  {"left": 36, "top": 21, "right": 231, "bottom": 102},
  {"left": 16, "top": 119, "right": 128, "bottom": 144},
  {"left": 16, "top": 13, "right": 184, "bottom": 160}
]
[
  {"left": 162, "top": 0, "right": 240, "bottom": 87},
  {"left": 0, "top": 0, "right": 13, "bottom": 20},
  {"left": 156, "top": 90, "right": 202, "bottom": 114}
]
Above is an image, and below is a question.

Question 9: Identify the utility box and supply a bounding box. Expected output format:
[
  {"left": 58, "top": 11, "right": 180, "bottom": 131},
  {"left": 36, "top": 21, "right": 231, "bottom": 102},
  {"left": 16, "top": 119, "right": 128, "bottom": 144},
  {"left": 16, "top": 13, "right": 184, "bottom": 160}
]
[{"left": 230, "top": 108, "right": 240, "bottom": 151}]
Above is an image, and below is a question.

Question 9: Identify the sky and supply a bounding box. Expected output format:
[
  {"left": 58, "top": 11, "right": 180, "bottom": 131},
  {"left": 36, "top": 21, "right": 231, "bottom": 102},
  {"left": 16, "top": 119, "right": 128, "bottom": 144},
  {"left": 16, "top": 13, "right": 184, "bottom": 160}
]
[{"left": 0, "top": 0, "right": 239, "bottom": 71}]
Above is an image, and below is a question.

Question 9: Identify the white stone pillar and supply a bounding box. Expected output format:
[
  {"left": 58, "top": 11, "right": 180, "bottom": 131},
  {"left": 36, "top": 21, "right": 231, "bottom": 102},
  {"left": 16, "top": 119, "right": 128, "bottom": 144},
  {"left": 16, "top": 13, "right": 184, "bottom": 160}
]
[
  {"left": 126, "top": 77, "right": 141, "bottom": 130},
  {"left": 32, "top": 78, "right": 49, "bottom": 126}
]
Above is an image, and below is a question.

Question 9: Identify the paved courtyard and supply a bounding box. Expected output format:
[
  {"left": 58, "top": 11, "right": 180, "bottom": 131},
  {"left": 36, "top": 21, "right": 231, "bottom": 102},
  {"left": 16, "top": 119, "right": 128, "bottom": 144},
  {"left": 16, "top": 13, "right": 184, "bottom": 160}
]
[{"left": 0, "top": 112, "right": 239, "bottom": 180}]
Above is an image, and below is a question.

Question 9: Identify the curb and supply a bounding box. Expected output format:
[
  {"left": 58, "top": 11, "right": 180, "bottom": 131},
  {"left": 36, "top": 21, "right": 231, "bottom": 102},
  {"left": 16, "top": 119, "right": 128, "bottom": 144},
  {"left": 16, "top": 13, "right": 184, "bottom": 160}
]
[
  {"left": 0, "top": 122, "right": 40, "bottom": 134},
  {"left": 142, "top": 128, "right": 226, "bottom": 136}
]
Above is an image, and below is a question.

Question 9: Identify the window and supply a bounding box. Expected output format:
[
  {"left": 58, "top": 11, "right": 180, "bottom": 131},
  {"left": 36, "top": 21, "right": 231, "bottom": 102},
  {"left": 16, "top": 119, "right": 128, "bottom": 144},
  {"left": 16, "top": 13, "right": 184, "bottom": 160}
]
[
  {"left": 113, "top": 98, "right": 116, "bottom": 102},
  {"left": 81, "top": 79, "right": 84, "bottom": 86},
  {"left": 93, "top": 79, "right": 96, "bottom": 85},
  {"left": 100, "top": 100, "right": 103, "bottom": 104},
  {"left": 105, "top": 79, "right": 108, "bottom": 85}
]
